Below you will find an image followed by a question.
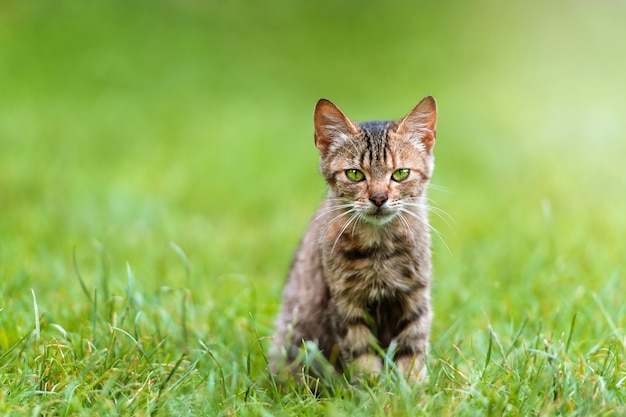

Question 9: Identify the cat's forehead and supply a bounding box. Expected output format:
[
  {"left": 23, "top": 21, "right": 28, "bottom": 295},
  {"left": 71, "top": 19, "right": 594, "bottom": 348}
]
[{"left": 352, "top": 120, "right": 422, "bottom": 156}]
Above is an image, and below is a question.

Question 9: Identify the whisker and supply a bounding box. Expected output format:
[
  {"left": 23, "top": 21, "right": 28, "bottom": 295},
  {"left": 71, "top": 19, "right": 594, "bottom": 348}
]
[
  {"left": 313, "top": 203, "right": 354, "bottom": 222},
  {"left": 320, "top": 209, "right": 355, "bottom": 237},
  {"left": 427, "top": 206, "right": 456, "bottom": 226},
  {"left": 429, "top": 183, "right": 452, "bottom": 193},
  {"left": 315, "top": 204, "right": 354, "bottom": 214},
  {"left": 398, "top": 206, "right": 427, "bottom": 226},
  {"left": 330, "top": 212, "right": 360, "bottom": 255},
  {"left": 350, "top": 212, "right": 365, "bottom": 237},
  {"left": 403, "top": 201, "right": 455, "bottom": 227},
  {"left": 396, "top": 212, "right": 418, "bottom": 250},
  {"left": 315, "top": 203, "right": 354, "bottom": 213},
  {"left": 400, "top": 207, "right": 452, "bottom": 255}
]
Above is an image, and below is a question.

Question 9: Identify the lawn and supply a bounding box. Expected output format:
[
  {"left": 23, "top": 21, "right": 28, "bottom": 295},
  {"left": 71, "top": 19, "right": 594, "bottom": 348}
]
[{"left": 1, "top": 1, "right": 625, "bottom": 415}]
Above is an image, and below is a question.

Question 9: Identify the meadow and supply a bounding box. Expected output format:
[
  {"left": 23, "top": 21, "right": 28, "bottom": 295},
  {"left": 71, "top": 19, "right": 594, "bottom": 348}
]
[{"left": 1, "top": 1, "right": 625, "bottom": 415}]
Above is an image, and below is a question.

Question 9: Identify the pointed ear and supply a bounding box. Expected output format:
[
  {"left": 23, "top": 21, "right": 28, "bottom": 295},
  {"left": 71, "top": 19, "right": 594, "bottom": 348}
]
[
  {"left": 396, "top": 96, "right": 437, "bottom": 153},
  {"left": 314, "top": 99, "right": 359, "bottom": 156}
]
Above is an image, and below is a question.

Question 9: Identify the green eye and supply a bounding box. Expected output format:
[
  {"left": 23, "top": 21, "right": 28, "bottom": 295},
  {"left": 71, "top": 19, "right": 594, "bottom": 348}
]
[
  {"left": 345, "top": 169, "right": 365, "bottom": 182},
  {"left": 391, "top": 168, "right": 410, "bottom": 182}
]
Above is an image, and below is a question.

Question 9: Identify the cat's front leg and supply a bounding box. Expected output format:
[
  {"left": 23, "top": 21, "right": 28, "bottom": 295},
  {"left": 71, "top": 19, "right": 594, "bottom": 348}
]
[
  {"left": 342, "top": 322, "right": 382, "bottom": 379},
  {"left": 393, "top": 298, "right": 432, "bottom": 383},
  {"left": 332, "top": 301, "right": 382, "bottom": 379}
]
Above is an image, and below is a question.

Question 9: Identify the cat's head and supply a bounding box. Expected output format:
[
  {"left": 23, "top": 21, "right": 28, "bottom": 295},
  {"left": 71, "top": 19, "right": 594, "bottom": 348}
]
[{"left": 313, "top": 96, "right": 437, "bottom": 225}]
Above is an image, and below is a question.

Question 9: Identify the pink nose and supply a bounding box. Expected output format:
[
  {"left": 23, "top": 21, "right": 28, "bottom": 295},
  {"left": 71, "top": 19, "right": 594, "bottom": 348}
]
[{"left": 369, "top": 194, "right": 388, "bottom": 207}]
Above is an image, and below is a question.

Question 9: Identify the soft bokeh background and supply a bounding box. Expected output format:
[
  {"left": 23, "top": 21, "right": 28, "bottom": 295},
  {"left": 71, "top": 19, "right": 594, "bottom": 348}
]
[{"left": 2, "top": 0, "right": 625, "bottom": 351}]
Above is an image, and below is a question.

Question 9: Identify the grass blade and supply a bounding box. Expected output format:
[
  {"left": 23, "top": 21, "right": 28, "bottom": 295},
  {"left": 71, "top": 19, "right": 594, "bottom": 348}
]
[
  {"left": 565, "top": 313, "right": 577, "bottom": 354},
  {"left": 31, "top": 289, "right": 40, "bottom": 343},
  {"left": 73, "top": 247, "right": 92, "bottom": 304},
  {"left": 482, "top": 329, "right": 493, "bottom": 380}
]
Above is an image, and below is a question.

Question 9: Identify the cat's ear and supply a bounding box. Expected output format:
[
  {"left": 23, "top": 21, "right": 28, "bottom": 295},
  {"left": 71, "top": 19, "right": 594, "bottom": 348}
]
[
  {"left": 396, "top": 96, "right": 437, "bottom": 153},
  {"left": 314, "top": 99, "right": 359, "bottom": 156}
]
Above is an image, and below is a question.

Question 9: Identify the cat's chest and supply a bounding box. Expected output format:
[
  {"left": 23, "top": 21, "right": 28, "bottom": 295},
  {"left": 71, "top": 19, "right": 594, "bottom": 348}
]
[{"left": 324, "top": 234, "right": 419, "bottom": 299}]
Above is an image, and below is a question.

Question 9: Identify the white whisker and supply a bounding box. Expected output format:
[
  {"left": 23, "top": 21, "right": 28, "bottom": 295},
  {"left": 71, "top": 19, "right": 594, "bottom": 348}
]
[
  {"left": 313, "top": 203, "right": 354, "bottom": 222},
  {"left": 396, "top": 211, "right": 418, "bottom": 250},
  {"left": 320, "top": 208, "right": 355, "bottom": 238},
  {"left": 403, "top": 200, "right": 455, "bottom": 227},
  {"left": 428, "top": 207, "right": 456, "bottom": 227},
  {"left": 330, "top": 211, "right": 360, "bottom": 256},
  {"left": 429, "top": 183, "right": 452, "bottom": 193},
  {"left": 350, "top": 212, "right": 366, "bottom": 237},
  {"left": 399, "top": 207, "right": 452, "bottom": 255}
]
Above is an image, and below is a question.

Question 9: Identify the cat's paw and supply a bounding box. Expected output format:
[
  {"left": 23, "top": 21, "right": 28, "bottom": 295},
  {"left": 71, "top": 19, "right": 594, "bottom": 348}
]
[
  {"left": 396, "top": 355, "right": 427, "bottom": 384},
  {"left": 352, "top": 353, "right": 383, "bottom": 381}
]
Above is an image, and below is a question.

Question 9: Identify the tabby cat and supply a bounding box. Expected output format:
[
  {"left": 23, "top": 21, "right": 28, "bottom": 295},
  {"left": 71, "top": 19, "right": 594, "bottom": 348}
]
[{"left": 272, "top": 96, "right": 437, "bottom": 384}]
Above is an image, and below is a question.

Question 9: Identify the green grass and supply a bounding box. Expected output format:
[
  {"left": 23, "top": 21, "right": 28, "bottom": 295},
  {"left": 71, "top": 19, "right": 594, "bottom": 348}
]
[{"left": 1, "top": 0, "right": 625, "bottom": 415}]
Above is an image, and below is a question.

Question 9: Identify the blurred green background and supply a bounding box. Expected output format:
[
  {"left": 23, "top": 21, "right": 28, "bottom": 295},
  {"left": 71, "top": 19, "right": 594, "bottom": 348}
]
[{"left": 1, "top": 0, "right": 625, "bottom": 341}]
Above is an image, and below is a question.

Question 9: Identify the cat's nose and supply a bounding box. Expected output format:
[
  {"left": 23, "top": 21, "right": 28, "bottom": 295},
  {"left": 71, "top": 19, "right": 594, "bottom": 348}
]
[{"left": 369, "top": 194, "right": 388, "bottom": 207}]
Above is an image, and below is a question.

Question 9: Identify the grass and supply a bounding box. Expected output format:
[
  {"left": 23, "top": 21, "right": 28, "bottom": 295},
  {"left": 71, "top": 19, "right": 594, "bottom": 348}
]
[{"left": 1, "top": 0, "right": 625, "bottom": 415}]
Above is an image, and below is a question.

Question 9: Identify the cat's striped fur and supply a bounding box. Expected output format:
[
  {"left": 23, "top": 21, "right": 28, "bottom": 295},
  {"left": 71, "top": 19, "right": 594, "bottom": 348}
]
[{"left": 272, "top": 96, "right": 437, "bottom": 383}]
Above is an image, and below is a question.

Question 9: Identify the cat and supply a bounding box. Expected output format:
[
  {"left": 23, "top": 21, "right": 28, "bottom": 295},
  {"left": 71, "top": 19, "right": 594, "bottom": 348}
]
[{"left": 271, "top": 96, "right": 437, "bottom": 385}]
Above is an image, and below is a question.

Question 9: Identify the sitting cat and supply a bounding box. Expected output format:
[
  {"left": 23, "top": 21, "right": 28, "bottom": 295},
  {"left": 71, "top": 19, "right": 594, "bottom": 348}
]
[{"left": 272, "top": 96, "right": 437, "bottom": 384}]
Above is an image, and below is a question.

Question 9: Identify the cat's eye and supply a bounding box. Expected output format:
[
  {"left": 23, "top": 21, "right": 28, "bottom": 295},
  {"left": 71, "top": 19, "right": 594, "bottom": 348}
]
[
  {"left": 345, "top": 169, "right": 365, "bottom": 182},
  {"left": 391, "top": 169, "right": 410, "bottom": 182}
]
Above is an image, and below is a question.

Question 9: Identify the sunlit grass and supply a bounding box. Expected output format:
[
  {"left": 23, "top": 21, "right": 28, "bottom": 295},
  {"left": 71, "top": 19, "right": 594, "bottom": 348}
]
[{"left": 1, "top": 259, "right": 624, "bottom": 415}]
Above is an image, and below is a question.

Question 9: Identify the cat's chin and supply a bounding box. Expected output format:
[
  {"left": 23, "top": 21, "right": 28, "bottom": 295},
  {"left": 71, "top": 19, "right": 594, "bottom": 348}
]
[{"left": 363, "top": 212, "right": 397, "bottom": 226}]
